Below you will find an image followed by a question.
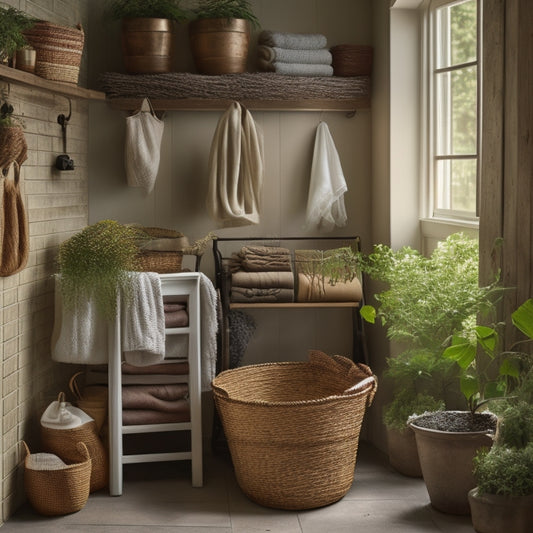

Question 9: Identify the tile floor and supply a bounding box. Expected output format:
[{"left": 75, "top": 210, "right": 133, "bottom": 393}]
[{"left": 2, "top": 442, "right": 475, "bottom": 532}]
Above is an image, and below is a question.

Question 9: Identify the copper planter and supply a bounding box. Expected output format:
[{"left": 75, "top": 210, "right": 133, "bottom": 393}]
[{"left": 121, "top": 18, "right": 174, "bottom": 74}]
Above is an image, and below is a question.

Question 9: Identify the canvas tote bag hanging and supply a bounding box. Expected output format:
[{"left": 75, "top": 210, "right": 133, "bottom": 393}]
[
  {"left": 0, "top": 161, "right": 29, "bottom": 276},
  {"left": 124, "top": 97, "right": 164, "bottom": 193}
]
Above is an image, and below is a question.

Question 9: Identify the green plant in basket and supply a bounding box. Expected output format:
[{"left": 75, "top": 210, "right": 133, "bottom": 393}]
[{"left": 57, "top": 220, "right": 145, "bottom": 320}]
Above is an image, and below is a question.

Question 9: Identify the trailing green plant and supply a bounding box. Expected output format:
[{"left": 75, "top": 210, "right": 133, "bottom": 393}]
[
  {"left": 296, "top": 246, "right": 359, "bottom": 293},
  {"left": 443, "top": 297, "right": 533, "bottom": 413},
  {"left": 106, "top": 0, "right": 188, "bottom": 21},
  {"left": 191, "top": 0, "right": 259, "bottom": 28},
  {"left": 0, "top": 6, "right": 35, "bottom": 63},
  {"left": 57, "top": 220, "right": 145, "bottom": 320},
  {"left": 384, "top": 388, "right": 444, "bottom": 432}
]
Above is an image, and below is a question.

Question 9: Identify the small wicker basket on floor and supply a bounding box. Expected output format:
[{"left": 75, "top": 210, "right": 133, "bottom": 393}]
[
  {"left": 212, "top": 350, "right": 377, "bottom": 510},
  {"left": 23, "top": 441, "right": 91, "bottom": 516}
]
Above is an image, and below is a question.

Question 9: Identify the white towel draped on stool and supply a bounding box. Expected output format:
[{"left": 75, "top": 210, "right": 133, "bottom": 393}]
[
  {"left": 206, "top": 101, "right": 264, "bottom": 227},
  {"left": 305, "top": 122, "right": 348, "bottom": 232}
]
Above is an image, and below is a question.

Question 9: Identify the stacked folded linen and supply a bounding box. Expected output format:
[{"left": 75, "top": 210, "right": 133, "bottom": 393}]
[
  {"left": 122, "top": 383, "right": 190, "bottom": 425},
  {"left": 230, "top": 245, "right": 295, "bottom": 303},
  {"left": 257, "top": 30, "right": 333, "bottom": 77},
  {"left": 163, "top": 295, "right": 188, "bottom": 328}
]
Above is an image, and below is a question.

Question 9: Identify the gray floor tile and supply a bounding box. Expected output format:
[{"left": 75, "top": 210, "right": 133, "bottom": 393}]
[{"left": 1, "top": 443, "right": 475, "bottom": 533}]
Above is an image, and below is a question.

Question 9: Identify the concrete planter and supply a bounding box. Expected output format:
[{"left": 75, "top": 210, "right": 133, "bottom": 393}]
[
  {"left": 386, "top": 427, "right": 422, "bottom": 477},
  {"left": 468, "top": 488, "right": 533, "bottom": 533},
  {"left": 410, "top": 411, "right": 496, "bottom": 515}
]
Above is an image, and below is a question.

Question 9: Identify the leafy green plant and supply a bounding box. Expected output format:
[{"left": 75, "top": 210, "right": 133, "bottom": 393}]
[
  {"left": 443, "top": 298, "right": 533, "bottom": 412},
  {"left": 358, "top": 233, "right": 500, "bottom": 428},
  {"left": 107, "top": 0, "right": 188, "bottom": 21},
  {"left": 191, "top": 0, "right": 259, "bottom": 28},
  {"left": 0, "top": 7, "right": 35, "bottom": 63},
  {"left": 384, "top": 389, "right": 444, "bottom": 432},
  {"left": 57, "top": 220, "right": 145, "bottom": 320}
]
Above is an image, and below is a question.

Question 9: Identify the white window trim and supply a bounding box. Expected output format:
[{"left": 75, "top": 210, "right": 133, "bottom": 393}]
[{"left": 425, "top": 0, "right": 480, "bottom": 223}]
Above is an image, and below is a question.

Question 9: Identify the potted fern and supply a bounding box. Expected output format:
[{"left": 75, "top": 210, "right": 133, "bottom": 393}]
[
  {"left": 107, "top": 0, "right": 188, "bottom": 74},
  {"left": 0, "top": 6, "right": 35, "bottom": 66},
  {"left": 359, "top": 233, "right": 498, "bottom": 481},
  {"left": 189, "top": 0, "right": 260, "bottom": 74}
]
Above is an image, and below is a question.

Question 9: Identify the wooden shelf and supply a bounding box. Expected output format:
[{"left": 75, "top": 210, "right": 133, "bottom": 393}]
[
  {"left": 0, "top": 64, "right": 105, "bottom": 100},
  {"left": 230, "top": 302, "right": 360, "bottom": 309},
  {"left": 107, "top": 96, "right": 370, "bottom": 113}
]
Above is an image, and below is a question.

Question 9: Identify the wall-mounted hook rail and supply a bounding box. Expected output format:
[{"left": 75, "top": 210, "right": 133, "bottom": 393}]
[{"left": 56, "top": 97, "right": 74, "bottom": 171}]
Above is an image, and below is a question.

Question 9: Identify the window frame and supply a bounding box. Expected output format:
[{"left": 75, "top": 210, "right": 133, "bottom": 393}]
[{"left": 425, "top": 0, "right": 480, "bottom": 223}]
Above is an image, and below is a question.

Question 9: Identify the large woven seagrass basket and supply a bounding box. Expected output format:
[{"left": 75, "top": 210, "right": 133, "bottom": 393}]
[{"left": 212, "top": 350, "right": 377, "bottom": 510}]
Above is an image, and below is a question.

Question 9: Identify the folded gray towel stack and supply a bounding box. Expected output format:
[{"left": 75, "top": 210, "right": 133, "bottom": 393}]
[{"left": 257, "top": 30, "right": 333, "bottom": 77}]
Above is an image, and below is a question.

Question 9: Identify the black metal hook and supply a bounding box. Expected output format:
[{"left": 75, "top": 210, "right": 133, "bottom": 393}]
[{"left": 57, "top": 98, "right": 72, "bottom": 153}]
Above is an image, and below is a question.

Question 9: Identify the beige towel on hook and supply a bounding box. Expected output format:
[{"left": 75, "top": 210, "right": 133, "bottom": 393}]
[
  {"left": 206, "top": 101, "right": 264, "bottom": 227},
  {"left": 305, "top": 121, "right": 348, "bottom": 232}
]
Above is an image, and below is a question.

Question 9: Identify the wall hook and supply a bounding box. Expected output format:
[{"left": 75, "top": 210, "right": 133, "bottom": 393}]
[
  {"left": 345, "top": 110, "right": 356, "bottom": 119},
  {"left": 56, "top": 97, "right": 74, "bottom": 171}
]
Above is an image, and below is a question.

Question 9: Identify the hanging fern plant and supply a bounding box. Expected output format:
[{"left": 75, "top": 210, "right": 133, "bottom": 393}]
[{"left": 57, "top": 220, "right": 144, "bottom": 320}]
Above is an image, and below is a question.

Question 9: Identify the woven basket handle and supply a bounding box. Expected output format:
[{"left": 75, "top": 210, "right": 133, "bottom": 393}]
[
  {"left": 75, "top": 441, "right": 90, "bottom": 462},
  {"left": 20, "top": 440, "right": 31, "bottom": 460},
  {"left": 211, "top": 382, "right": 230, "bottom": 398},
  {"left": 69, "top": 372, "right": 84, "bottom": 401}
]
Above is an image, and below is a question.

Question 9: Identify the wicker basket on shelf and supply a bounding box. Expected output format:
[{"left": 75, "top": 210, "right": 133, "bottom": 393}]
[
  {"left": 135, "top": 227, "right": 188, "bottom": 274},
  {"left": 212, "top": 350, "right": 377, "bottom": 510},
  {"left": 23, "top": 440, "right": 91, "bottom": 516},
  {"left": 331, "top": 45, "right": 373, "bottom": 77},
  {"left": 23, "top": 21, "right": 84, "bottom": 84}
]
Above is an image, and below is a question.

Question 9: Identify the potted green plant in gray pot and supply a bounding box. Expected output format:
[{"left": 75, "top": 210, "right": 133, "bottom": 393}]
[
  {"left": 189, "top": 0, "right": 260, "bottom": 74},
  {"left": 359, "top": 233, "right": 497, "bottom": 478},
  {"left": 107, "top": 0, "right": 188, "bottom": 74},
  {"left": 469, "top": 391, "right": 533, "bottom": 533},
  {"left": 409, "top": 297, "right": 533, "bottom": 515}
]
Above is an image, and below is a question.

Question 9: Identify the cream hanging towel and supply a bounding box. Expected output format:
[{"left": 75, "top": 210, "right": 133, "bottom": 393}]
[
  {"left": 305, "top": 122, "right": 348, "bottom": 231},
  {"left": 206, "top": 101, "right": 264, "bottom": 227}
]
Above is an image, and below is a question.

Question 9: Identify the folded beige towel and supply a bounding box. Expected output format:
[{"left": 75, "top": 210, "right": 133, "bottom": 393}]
[
  {"left": 296, "top": 273, "right": 362, "bottom": 303},
  {"left": 231, "top": 286, "right": 294, "bottom": 303},
  {"left": 232, "top": 271, "right": 295, "bottom": 289}
]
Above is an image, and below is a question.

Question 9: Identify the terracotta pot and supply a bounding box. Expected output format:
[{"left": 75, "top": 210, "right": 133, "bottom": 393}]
[
  {"left": 387, "top": 427, "right": 422, "bottom": 477},
  {"left": 121, "top": 18, "right": 174, "bottom": 74},
  {"left": 410, "top": 411, "right": 496, "bottom": 515},
  {"left": 189, "top": 18, "right": 250, "bottom": 75},
  {"left": 468, "top": 488, "right": 533, "bottom": 533}
]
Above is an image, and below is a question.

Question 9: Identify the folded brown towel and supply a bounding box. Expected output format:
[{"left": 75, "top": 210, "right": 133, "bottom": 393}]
[
  {"left": 231, "top": 286, "right": 294, "bottom": 303},
  {"left": 296, "top": 273, "right": 362, "bottom": 303},
  {"left": 122, "top": 384, "right": 189, "bottom": 411},
  {"left": 231, "top": 271, "right": 295, "bottom": 289},
  {"left": 122, "top": 406, "right": 190, "bottom": 425},
  {"left": 165, "top": 309, "right": 189, "bottom": 328},
  {"left": 121, "top": 361, "right": 189, "bottom": 375}
]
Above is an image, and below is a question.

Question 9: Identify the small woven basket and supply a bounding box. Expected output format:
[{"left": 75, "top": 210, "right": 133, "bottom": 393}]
[
  {"left": 41, "top": 418, "right": 108, "bottom": 492},
  {"left": 23, "top": 440, "right": 91, "bottom": 516},
  {"left": 23, "top": 21, "right": 84, "bottom": 84},
  {"left": 331, "top": 45, "right": 373, "bottom": 77},
  {"left": 69, "top": 372, "right": 108, "bottom": 434},
  {"left": 136, "top": 226, "right": 187, "bottom": 273},
  {"left": 212, "top": 350, "right": 377, "bottom": 510}
]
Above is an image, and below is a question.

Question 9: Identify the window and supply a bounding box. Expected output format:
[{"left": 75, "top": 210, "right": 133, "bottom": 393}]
[{"left": 429, "top": 0, "right": 479, "bottom": 220}]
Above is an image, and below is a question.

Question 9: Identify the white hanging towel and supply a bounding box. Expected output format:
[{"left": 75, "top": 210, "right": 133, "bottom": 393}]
[
  {"left": 206, "top": 101, "right": 264, "bottom": 227},
  {"left": 124, "top": 98, "right": 164, "bottom": 193},
  {"left": 305, "top": 122, "right": 348, "bottom": 232}
]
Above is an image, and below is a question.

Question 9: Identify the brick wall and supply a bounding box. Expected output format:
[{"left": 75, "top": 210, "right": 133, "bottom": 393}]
[{"left": 0, "top": 0, "right": 89, "bottom": 521}]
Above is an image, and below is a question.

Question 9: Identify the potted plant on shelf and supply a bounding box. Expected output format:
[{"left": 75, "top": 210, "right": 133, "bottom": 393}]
[
  {"left": 359, "top": 233, "right": 498, "bottom": 479},
  {"left": 409, "top": 297, "right": 533, "bottom": 516},
  {"left": 469, "top": 390, "right": 533, "bottom": 533},
  {"left": 0, "top": 6, "right": 35, "bottom": 67},
  {"left": 107, "top": 0, "right": 188, "bottom": 74},
  {"left": 189, "top": 0, "right": 260, "bottom": 74}
]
